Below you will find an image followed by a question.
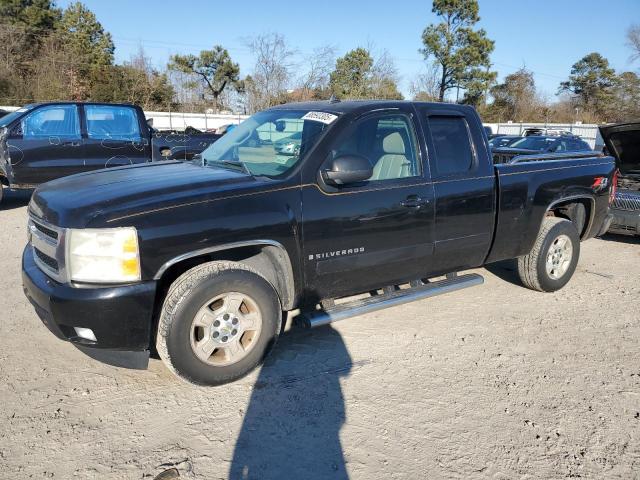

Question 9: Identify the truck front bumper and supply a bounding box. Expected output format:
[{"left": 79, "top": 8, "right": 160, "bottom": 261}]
[{"left": 22, "top": 246, "right": 157, "bottom": 369}]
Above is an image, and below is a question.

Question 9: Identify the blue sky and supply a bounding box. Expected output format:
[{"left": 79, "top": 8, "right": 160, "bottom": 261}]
[{"left": 58, "top": 0, "right": 640, "bottom": 99}]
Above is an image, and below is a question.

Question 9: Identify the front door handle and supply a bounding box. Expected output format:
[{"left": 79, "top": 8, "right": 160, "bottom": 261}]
[
  {"left": 400, "top": 195, "right": 430, "bottom": 209},
  {"left": 61, "top": 141, "right": 81, "bottom": 147}
]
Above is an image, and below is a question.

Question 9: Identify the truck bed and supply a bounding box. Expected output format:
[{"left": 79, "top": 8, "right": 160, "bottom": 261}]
[{"left": 487, "top": 154, "right": 616, "bottom": 263}]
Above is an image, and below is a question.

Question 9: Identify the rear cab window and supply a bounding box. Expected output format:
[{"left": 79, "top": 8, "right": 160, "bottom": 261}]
[
  {"left": 427, "top": 116, "right": 474, "bottom": 176},
  {"left": 415, "top": 105, "right": 493, "bottom": 179}
]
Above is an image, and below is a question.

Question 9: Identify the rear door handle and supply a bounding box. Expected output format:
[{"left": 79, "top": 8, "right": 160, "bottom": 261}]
[
  {"left": 61, "top": 141, "right": 81, "bottom": 147},
  {"left": 400, "top": 195, "right": 430, "bottom": 209}
]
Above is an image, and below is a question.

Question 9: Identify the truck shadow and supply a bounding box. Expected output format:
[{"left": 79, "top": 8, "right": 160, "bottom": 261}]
[
  {"left": 229, "top": 324, "right": 352, "bottom": 480},
  {"left": 598, "top": 233, "right": 640, "bottom": 245},
  {"left": 0, "top": 189, "right": 32, "bottom": 211},
  {"left": 484, "top": 259, "right": 522, "bottom": 287}
]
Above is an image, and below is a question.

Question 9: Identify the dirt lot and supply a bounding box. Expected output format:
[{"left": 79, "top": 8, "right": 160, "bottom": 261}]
[{"left": 0, "top": 189, "right": 639, "bottom": 479}]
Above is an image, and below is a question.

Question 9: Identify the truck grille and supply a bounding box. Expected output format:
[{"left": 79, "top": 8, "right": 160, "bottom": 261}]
[
  {"left": 34, "top": 247, "right": 59, "bottom": 272},
  {"left": 33, "top": 222, "right": 59, "bottom": 240},
  {"left": 28, "top": 215, "right": 67, "bottom": 282},
  {"left": 612, "top": 191, "right": 640, "bottom": 212}
]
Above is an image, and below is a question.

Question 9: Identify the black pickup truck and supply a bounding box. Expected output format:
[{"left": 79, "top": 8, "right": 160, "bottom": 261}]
[
  {"left": 0, "top": 102, "right": 220, "bottom": 202},
  {"left": 22, "top": 100, "right": 615, "bottom": 386}
]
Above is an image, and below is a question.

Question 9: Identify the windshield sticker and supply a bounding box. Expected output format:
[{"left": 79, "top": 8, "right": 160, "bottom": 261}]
[{"left": 302, "top": 111, "right": 338, "bottom": 125}]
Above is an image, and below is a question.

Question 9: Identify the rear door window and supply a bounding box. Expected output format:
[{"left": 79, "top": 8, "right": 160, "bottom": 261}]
[
  {"left": 427, "top": 116, "right": 474, "bottom": 176},
  {"left": 85, "top": 105, "right": 142, "bottom": 142}
]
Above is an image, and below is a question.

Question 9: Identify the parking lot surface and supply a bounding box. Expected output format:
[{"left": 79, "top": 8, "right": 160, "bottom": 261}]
[{"left": 1, "top": 190, "right": 639, "bottom": 479}]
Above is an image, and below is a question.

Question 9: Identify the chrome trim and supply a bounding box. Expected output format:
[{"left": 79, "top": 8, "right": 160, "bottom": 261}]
[
  {"left": 299, "top": 273, "right": 484, "bottom": 328},
  {"left": 612, "top": 191, "right": 640, "bottom": 212},
  {"left": 497, "top": 161, "right": 613, "bottom": 176},
  {"left": 28, "top": 214, "right": 69, "bottom": 283},
  {"left": 510, "top": 151, "right": 601, "bottom": 164},
  {"left": 153, "top": 240, "right": 292, "bottom": 280}
]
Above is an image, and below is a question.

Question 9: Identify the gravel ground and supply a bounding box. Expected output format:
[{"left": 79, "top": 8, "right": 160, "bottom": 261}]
[{"left": 0, "top": 189, "right": 639, "bottom": 479}]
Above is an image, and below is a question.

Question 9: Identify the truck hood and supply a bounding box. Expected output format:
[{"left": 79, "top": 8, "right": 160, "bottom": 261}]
[
  {"left": 599, "top": 123, "right": 640, "bottom": 176},
  {"left": 29, "top": 161, "right": 262, "bottom": 228}
]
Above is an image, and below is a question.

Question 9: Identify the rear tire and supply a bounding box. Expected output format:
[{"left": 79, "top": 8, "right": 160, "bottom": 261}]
[
  {"left": 517, "top": 217, "right": 580, "bottom": 292},
  {"left": 0, "top": 182, "right": 4, "bottom": 204},
  {"left": 156, "top": 261, "right": 282, "bottom": 386}
]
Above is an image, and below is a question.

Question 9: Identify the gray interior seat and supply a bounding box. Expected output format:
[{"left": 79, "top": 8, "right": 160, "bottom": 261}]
[{"left": 371, "top": 131, "right": 411, "bottom": 180}]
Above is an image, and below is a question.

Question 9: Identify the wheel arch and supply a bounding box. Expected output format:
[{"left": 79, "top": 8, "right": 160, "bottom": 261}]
[
  {"left": 153, "top": 240, "right": 296, "bottom": 311},
  {"left": 546, "top": 195, "right": 595, "bottom": 239}
]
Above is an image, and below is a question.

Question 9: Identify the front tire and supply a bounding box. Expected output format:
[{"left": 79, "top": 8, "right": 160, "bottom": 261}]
[
  {"left": 517, "top": 217, "right": 580, "bottom": 292},
  {"left": 156, "top": 261, "right": 282, "bottom": 386}
]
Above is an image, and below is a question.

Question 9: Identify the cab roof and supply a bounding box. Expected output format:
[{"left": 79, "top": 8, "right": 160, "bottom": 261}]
[{"left": 270, "top": 99, "right": 475, "bottom": 117}]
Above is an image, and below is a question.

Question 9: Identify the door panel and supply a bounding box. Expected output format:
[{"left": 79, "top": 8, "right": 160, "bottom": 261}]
[
  {"left": 302, "top": 184, "right": 435, "bottom": 299},
  {"left": 8, "top": 104, "right": 84, "bottom": 185},
  {"left": 430, "top": 177, "right": 495, "bottom": 273},
  {"left": 416, "top": 107, "right": 496, "bottom": 274},
  {"left": 82, "top": 104, "right": 151, "bottom": 171},
  {"left": 301, "top": 110, "right": 435, "bottom": 300}
]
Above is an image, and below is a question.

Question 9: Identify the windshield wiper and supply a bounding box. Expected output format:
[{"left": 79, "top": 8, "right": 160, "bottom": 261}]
[{"left": 208, "top": 159, "right": 251, "bottom": 175}]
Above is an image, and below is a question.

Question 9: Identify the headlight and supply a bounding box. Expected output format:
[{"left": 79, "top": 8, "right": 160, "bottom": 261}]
[{"left": 68, "top": 227, "right": 141, "bottom": 283}]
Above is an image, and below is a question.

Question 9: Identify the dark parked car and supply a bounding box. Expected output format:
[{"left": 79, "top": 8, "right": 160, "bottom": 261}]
[
  {"left": 0, "top": 102, "right": 221, "bottom": 203},
  {"left": 492, "top": 135, "right": 592, "bottom": 164},
  {"left": 488, "top": 135, "right": 522, "bottom": 149},
  {"left": 600, "top": 123, "right": 640, "bottom": 236},
  {"left": 22, "top": 100, "right": 615, "bottom": 385}
]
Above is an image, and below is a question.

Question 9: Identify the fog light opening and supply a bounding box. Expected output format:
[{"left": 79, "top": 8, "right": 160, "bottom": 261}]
[{"left": 74, "top": 327, "right": 97, "bottom": 342}]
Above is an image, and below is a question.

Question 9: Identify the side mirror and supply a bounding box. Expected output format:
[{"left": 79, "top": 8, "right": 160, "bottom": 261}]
[{"left": 323, "top": 155, "right": 372, "bottom": 186}]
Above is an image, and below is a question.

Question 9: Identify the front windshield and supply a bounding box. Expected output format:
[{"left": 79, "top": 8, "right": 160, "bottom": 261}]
[
  {"left": 509, "top": 136, "right": 555, "bottom": 151},
  {"left": 199, "top": 109, "right": 337, "bottom": 177},
  {"left": 489, "top": 137, "right": 518, "bottom": 148},
  {"left": 0, "top": 106, "right": 33, "bottom": 128}
]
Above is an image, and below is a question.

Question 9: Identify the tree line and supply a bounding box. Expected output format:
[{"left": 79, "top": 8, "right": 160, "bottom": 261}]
[{"left": 1, "top": 0, "right": 639, "bottom": 124}]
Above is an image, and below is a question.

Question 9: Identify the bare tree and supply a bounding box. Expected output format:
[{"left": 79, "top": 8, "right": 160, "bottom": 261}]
[
  {"left": 369, "top": 49, "right": 403, "bottom": 99},
  {"left": 627, "top": 24, "right": 640, "bottom": 64},
  {"left": 410, "top": 62, "right": 441, "bottom": 101},
  {"left": 295, "top": 44, "right": 336, "bottom": 100},
  {"left": 245, "top": 33, "right": 295, "bottom": 112}
]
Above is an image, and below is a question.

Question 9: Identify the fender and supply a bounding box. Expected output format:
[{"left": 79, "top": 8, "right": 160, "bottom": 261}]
[
  {"left": 153, "top": 239, "right": 297, "bottom": 310},
  {"left": 546, "top": 194, "right": 596, "bottom": 238}
]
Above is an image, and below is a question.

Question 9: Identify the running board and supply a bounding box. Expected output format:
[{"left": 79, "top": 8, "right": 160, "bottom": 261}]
[{"left": 297, "top": 273, "right": 484, "bottom": 328}]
